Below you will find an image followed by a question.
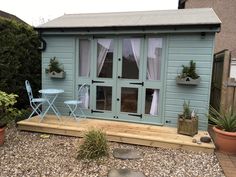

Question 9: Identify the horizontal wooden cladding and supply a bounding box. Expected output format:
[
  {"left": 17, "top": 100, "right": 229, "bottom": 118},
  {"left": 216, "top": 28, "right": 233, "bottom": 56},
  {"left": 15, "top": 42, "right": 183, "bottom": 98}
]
[
  {"left": 17, "top": 116, "right": 215, "bottom": 153},
  {"left": 42, "top": 36, "right": 75, "bottom": 116},
  {"left": 164, "top": 33, "right": 214, "bottom": 130},
  {"left": 168, "top": 33, "right": 214, "bottom": 41},
  {"left": 169, "top": 48, "right": 212, "bottom": 55}
]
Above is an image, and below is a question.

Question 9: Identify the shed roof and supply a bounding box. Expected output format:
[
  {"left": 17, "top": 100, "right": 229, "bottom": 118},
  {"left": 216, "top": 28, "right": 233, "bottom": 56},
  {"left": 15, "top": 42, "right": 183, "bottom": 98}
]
[{"left": 37, "top": 8, "right": 221, "bottom": 29}]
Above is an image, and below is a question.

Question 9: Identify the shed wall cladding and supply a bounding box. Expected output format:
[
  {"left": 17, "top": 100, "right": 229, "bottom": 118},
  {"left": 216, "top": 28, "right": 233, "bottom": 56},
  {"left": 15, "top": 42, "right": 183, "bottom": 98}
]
[
  {"left": 42, "top": 36, "right": 75, "bottom": 115},
  {"left": 164, "top": 33, "right": 215, "bottom": 130},
  {"left": 41, "top": 32, "right": 215, "bottom": 130}
]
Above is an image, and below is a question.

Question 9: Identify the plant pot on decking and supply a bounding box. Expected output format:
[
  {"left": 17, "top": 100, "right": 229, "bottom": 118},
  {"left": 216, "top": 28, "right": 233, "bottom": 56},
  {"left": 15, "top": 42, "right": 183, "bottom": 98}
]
[
  {"left": 213, "top": 126, "right": 236, "bottom": 154},
  {"left": 177, "top": 115, "right": 198, "bottom": 136},
  {"left": 0, "top": 124, "right": 6, "bottom": 145}
]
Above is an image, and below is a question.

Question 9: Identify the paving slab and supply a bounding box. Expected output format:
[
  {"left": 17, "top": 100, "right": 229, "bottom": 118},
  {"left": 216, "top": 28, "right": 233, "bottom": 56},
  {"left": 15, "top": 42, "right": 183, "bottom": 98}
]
[
  {"left": 108, "top": 169, "right": 146, "bottom": 177},
  {"left": 113, "top": 148, "right": 142, "bottom": 160}
]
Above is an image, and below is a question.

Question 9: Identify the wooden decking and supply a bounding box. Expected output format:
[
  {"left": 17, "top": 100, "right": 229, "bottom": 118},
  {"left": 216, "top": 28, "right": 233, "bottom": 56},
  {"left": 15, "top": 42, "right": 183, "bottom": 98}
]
[{"left": 17, "top": 115, "right": 215, "bottom": 153}]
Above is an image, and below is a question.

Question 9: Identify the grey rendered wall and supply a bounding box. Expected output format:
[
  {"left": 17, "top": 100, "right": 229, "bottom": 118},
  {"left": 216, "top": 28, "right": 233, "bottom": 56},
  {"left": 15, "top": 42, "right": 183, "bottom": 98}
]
[{"left": 163, "top": 33, "right": 215, "bottom": 130}]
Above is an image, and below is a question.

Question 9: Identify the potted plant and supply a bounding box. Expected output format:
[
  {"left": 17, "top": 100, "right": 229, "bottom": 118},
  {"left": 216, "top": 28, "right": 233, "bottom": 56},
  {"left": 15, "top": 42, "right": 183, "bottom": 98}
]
[
  {"left": 176, "top": 60, "right": 200, "bottom": 85},
  {"left": 0, "top": 91, "right": 18, "bottom": 145},
  {"left": 208, "top": 106, "right": 236, "bottom": 154},
  {"left": 46, "top": 57, "right": 65, "bottom": 79},
  {"left": 177, "top": 101, "right": 198, "bottom": 136}
]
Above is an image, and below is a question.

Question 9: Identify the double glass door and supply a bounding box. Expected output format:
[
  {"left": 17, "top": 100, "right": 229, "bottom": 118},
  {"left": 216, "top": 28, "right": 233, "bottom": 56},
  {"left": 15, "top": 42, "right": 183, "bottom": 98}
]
[{"left": 89, "top": 37, "right": 164, "bottom": 124}]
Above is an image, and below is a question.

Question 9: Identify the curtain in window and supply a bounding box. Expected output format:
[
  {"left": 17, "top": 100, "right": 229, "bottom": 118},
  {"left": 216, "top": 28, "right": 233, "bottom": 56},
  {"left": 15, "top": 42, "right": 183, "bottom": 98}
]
[
  {"left": 130, "top": 38, "right": 141, "bottom": 69},
  {"left": 97, "top": 39, "right": 112, "bottom": 75},
  {"left": 147, "top": 38, "right": 162, "bottom": 116}
]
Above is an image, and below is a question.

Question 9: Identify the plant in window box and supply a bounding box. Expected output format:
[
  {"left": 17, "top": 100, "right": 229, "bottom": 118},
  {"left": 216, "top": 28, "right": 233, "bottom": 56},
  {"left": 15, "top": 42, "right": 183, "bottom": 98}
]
[
  {"left": 46, "top": 57, "right": 65, "bottom": 79},
  {"left": 176, "top": 60, "right": 200, "bottom": 85},
  {"left": 177, "top": 101, "right": 198, "bottom": 136}
]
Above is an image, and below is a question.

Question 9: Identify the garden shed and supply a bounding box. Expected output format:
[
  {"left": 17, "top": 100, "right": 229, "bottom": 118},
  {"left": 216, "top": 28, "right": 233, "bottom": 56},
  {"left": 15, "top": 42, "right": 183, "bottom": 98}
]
[{"left": 36, "top": 8, "right": 221, "bottom": 131}]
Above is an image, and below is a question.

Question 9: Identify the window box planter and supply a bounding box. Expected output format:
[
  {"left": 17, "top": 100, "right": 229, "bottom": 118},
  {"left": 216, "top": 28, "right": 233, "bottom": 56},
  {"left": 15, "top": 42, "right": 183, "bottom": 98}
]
[
  {"left": 49, "top": 71, "right": 65, "bottom": 79},
  {"left": 177, "top": 115, "right": 198, "bottom": 136},
  {"left": 176, "top": 76, "right": 200, "bottom": 85}
]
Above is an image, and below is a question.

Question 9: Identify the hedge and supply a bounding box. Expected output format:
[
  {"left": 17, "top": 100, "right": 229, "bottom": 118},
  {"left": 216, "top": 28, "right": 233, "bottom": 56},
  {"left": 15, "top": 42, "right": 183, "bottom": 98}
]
[{"left": 0, "top": 17, "right": 41, "bottom": 109}]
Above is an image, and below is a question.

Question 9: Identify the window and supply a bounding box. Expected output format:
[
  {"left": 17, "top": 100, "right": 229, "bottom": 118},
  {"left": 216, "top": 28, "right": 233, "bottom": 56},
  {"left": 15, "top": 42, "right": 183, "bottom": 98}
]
[
  {"left": 146, "top": 38, "right": 162, "bottom": 80},
  {"left": 79, "top": 39, "right": 91, "bottom": 77}
]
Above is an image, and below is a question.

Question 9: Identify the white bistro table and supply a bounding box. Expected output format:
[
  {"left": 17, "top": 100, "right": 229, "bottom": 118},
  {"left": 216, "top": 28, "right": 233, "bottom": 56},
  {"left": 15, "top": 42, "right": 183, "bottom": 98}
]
[{"left": 39, "top": 89, "right": 64, "bottom": 120}]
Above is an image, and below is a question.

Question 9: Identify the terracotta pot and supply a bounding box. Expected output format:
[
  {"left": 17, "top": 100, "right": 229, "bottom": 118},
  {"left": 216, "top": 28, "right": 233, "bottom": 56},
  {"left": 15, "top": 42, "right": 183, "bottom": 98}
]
[
  {"left": 0, "top": 127, "right": 5, "bottom": 145},
  {"left": 213, "top": 126, "right": 236, "bottom": 154}
]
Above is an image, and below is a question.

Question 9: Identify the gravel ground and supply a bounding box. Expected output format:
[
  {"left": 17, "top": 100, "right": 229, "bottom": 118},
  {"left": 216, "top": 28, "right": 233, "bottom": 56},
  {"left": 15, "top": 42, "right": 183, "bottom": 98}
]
[{"left": 0, "top": 125, "right": 225, "bottom": 177}]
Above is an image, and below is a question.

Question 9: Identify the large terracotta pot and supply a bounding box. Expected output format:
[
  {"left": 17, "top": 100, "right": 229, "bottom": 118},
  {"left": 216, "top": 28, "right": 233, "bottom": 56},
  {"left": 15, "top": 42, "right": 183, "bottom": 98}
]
[
  {"left": 213, "top": 126, "right": 236, "bottom": 154},
  {"left": 0, "top": 127, "right": 5, "bottom": 145}
]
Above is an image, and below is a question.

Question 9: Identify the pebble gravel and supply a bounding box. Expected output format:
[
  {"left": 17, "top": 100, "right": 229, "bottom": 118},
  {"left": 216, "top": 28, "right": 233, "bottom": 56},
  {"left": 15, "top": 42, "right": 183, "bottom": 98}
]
[{"left": 0, "top": 126, "right": 225, "bottom": 177}]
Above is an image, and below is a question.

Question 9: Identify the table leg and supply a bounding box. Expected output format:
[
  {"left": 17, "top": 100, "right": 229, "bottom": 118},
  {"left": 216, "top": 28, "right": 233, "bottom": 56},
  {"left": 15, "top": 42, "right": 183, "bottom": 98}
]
[{"left": 41, "top": 94, "right": 61, "bottom": 121}]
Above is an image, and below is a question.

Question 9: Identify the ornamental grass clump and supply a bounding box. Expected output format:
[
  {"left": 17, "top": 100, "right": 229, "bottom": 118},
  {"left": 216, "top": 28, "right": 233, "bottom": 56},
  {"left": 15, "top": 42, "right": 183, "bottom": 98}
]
[
  {"left": 208, "top": 106, "right": 236, "bottom": 132},
  {"left": 77, "top": 129, "right": 108, "bottom": 160}
]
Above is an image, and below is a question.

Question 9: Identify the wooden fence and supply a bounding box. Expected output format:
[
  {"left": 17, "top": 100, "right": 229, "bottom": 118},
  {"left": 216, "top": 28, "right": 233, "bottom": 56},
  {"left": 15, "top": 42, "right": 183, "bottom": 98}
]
[{"left": 210, "top": 49, "right": 236, "bottom": 112}]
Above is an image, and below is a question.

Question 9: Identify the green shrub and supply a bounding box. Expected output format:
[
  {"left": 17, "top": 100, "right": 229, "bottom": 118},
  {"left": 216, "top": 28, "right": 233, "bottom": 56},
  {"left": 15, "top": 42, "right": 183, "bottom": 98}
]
[
  {"left": 0, "top": 91, "right": 21, "bottom": 127},
  {"left": 0, "top": 17, "right": 41, "bottom": 109},
  {"left": 77, "top": 129, "right": 109, "bottom": 160}
]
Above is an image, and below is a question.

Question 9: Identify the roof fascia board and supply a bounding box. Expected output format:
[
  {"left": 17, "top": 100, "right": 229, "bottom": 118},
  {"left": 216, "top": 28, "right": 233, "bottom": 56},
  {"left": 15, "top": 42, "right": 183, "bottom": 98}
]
[{"left": 36, "top": 25, "right": 220, "bottom": 35}]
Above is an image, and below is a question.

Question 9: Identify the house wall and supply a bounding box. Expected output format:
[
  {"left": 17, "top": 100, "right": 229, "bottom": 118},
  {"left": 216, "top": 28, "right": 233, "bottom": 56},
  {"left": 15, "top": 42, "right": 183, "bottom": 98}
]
[
  {"left": 41, "top": 32, "right": 215, "bottom": 130},
  {"left": 164, "top": 33, "right": 215, "bottom": 130},
  {"left": 183, "top": 0, "right": 236, "bottom": 58}
]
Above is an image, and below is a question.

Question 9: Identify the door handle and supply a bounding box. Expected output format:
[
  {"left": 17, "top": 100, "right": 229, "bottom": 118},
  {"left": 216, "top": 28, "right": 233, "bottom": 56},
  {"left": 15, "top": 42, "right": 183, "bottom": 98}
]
[
  {"left": 118, "top": 76, "right": 124, "bottom": 79},
  {"left": 92, "top": 80, "right": 105, "bottom": 84},
  {"left": 129, "top": 82, "right": 144, "bottom": 86}
]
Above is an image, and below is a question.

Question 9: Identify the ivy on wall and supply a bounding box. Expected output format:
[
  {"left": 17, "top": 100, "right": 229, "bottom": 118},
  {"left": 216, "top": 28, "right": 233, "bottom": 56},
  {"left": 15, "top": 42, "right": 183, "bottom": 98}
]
[{"left": 0, "top": 17, "right": 41, "bottom": 109}]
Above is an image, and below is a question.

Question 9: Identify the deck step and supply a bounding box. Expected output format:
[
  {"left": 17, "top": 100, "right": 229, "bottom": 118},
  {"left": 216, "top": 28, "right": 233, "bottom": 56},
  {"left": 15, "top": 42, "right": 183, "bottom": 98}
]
[{"left": 17, "top": 115, "right": 215, "bottom": 153}]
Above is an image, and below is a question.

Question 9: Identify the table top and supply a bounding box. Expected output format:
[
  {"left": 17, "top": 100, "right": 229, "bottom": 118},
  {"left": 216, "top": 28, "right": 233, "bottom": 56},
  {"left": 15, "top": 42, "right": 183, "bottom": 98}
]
[{"left": 39, "top": 89, "right": 64, "bottom": 94}]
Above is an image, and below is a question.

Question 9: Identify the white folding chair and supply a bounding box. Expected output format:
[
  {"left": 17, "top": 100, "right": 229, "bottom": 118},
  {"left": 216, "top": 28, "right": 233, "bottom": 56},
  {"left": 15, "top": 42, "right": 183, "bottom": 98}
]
[
  {"left": 25, "top": 80, "right": 48, "bottom": 119},
  {"left": 64, "top": 83, "right": 88, "bottom": 119}
]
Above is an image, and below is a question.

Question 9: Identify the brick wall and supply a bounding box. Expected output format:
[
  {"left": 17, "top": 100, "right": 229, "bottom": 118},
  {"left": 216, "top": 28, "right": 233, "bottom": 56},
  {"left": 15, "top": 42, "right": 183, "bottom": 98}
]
[{"left": 184, "top": 0, "right": 236, "bottom": 57}]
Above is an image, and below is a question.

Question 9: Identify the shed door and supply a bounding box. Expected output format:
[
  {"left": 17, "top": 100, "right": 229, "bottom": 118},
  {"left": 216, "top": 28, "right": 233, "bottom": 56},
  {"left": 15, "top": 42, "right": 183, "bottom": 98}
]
[{"left": 89, "top": 36, "right": 164, "bottom": 124}]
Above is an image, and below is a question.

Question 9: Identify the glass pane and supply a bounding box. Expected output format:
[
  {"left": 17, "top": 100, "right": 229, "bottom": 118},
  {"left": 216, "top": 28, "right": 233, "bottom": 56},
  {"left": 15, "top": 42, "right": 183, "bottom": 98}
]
[
  {"left": 96, "top": 86, "right": 112, "bottom": 111},
  {"left": 78, "top": 84, "right": 90, "bottom": 109},
  {"left": 97, "top": 39, "right": 114, "bottom": 78},
  {"left": 146, "top": 38, "right": 162, "bottom": 80},
  {"left": 145, "top": 89, "right": 159, "bottom": 116},
  {"left": 79, "top": 39, "right": 91, "bottom": 77},
  {"left": 122, "top": 38, "right": 140, "bottom": 79},
  {"left": 121, "top": 87, "right": 138, "bottom": 113}
]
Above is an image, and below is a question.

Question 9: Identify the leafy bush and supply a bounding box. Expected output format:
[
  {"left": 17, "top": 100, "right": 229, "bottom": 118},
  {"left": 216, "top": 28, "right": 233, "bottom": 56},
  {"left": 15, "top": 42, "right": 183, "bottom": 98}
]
[
  {"left": 0, "top": 17, "right": 41, "bottom": 109},
  {"left": 77, "top": 129, "right": 109, "bottom": 159},
  {"left": 0, "top": 91, "right": 21, "bottom": 127}
]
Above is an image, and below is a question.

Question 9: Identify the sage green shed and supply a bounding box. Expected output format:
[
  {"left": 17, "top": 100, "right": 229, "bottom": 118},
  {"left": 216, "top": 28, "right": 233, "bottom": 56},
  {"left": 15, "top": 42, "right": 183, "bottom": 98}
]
[{"left": 36, "top": 8, "right": 221, "bottom": 130}]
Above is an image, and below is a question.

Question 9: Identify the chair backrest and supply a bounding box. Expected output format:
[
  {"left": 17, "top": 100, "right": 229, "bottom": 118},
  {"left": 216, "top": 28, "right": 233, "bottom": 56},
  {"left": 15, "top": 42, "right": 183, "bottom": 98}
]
[
  {"left": 78, "top": 83, "right": 88, "bottom": 100},
  {"left": 25, "top": 80, "right": 33, "bottom": 101}
]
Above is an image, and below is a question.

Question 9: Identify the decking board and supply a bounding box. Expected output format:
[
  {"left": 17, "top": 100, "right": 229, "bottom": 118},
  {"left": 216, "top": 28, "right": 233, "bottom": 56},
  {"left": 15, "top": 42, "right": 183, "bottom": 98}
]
[{"left": 17, "top": 115, "right": 215, "bottom": 153}]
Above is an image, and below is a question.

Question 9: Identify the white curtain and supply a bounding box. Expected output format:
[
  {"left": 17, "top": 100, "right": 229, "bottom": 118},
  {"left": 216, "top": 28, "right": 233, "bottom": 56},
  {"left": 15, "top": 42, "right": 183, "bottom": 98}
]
[
  {"left": 147, "top": 38, "right": 162, "bottom": 116},
  {"left": 130, "top": 38, "right": 141, "bottom": 68},
  {"left": 97, "top": 39, "right": 112, "bottom": 75},
  {"left": 83, "top": 87, "right": 89, "bottom": 109}
]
